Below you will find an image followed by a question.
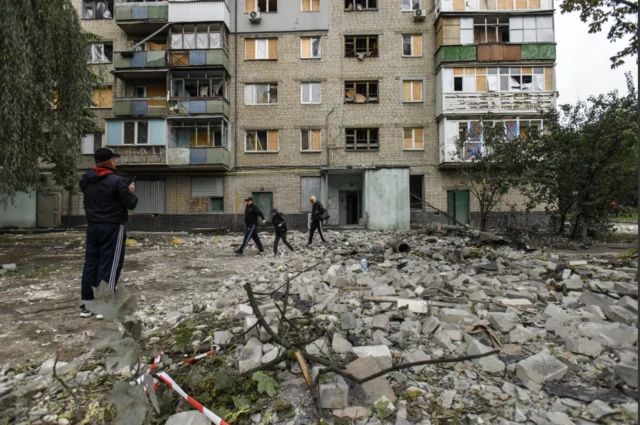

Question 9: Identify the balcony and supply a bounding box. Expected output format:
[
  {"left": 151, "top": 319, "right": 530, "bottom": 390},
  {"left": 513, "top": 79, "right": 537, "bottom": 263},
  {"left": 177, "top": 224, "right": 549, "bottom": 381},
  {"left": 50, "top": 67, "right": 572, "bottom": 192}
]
[
  {"left": 115, "top": 2, "right": 169, "bottom": 35},
  {"left": 169, "top": 100, "right": 230, "bottom": 117},
  {"left": 439, "top": 91, "right": 555, "bottom": 116},
  {"left": 115, "top": 51, "right": 168, "bottom": 69},
  {"left": 168, "top": 147, "right": 230, "bottom": 168},
  {"left": 168, "top": 0, "right": 230, "bottom": 28},
  {"left": 111, "top": 146, "right": 167, "bottom": 165},
  {"left": 436, "top": 43, "right": 555, "bottom": 66},
  {"left": 435, "top": 0, "right": 553, "bottom": 17},
  {"left": 114, "top": 99, "right": 169, "bottom": 117},
  {"left": 168, "top": 50, "right": 229, "bottom": 69}
]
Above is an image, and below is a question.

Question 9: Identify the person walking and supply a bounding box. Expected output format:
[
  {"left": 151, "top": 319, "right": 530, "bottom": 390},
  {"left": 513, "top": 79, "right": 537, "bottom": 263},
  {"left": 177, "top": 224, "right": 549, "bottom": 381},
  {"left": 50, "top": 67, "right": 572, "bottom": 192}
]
[
  {"left": 235, "top": 197, "right": 266, "bottom": 255},
  {"left": 79, "top": 148, "right": 138, "bottom": 318},
  {"left": 308, "top": 195, "right": 326, "bottom": 246},
  {"left": 270, "top": 208, "right": 295, "bottom": 256}
]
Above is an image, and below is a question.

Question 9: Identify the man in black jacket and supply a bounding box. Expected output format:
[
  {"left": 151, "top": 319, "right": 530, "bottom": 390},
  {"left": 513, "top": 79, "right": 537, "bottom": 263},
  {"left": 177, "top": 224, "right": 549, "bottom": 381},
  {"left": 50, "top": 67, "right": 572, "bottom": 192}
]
[
  {"left": 270, "top": 208, "right": 295, "bottom": 256},
  {"left": 79, "top": 148, "right": 138, "bottom": 318},
  {"left": 235, "top": 197, "right": 266, "bottom": 255},
  {"left": 308, "top": 195, "right": 326, "bottom": 245}
]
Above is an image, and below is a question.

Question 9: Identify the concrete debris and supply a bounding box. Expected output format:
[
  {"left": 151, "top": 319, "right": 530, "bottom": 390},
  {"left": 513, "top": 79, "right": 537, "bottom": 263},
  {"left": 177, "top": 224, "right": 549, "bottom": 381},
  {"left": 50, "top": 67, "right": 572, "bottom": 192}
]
[
  {"left": 165, "top": 411, "right": 211, "bottom": 425},
  {"left": 516, "top": 352, "right": 568, "bottom": 384}
]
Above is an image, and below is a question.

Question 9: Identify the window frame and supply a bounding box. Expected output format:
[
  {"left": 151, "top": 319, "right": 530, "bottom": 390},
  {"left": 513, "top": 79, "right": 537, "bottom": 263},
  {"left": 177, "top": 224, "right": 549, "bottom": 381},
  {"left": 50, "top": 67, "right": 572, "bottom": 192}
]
[
  {"left": 170, "top": 119, "right": 230, "bottom": 149},
  {"left": 402, "top": 80, "right": 424, "bottom": 103},
  {"left": 344, "top": 80, "right": 379, "bottom": 103},
  {"left": 472, "top": 16, "right": 510, "bottom": 44},
  {"left": 81, "top": 133, "right": 104, "bottom": 155},
  {"left": 345, "top": 128, "right": 379, "bottom": 151},
  {"left": 92, "top": 87, "right": 113, "bottom": 109},
  {"left": 300, "top": 37, "right": 321, "bottom": 59},
  {"left": 344, "top": 0, "right": 378, "bottom": 11},
  {"left": 300, "top": 129, "right": 322, "bottom": 152},
  {"left": 244, "top": 83, "right": 278, "bottom": 105},
  {"left": 344, "top": 35, "right": 379, "bottom": 58},
  {"left": 401, "top": 0, "right": 421, "bottom": 11},
  {"left": 88, "top": 43, "right": 114, "bottom": 64},
  {"left": 300, "top": 82, "right": 322, "bottom": 104},
  {"left": 123, "top": 121, "right": 149, "bottom": 146},
  {"left": 301, "top": 0, "right": 321, "bottom": 11},
  {"left": 170, "top": 24, "right": 226, "bottom": 51},
  {"left": 170, "top": 70, "right": 230, "bottom": 100},
  {"left": 209, "top": 197, "right": 224, "bottom": 212},
  {"left": 257, "top": 0, "right": 278, "bottom": 12},
  {"left": 402, "top": 34, "right": 423, "bottom": 57},
  {"left": 245, "top": 130, "right": 279, "bottom": 153},
  {"left": 403, "top": 127, "right": 424, "bottom": 150},
  {"left": 82, "top": 0, "right": 114, "bottom": 20}
]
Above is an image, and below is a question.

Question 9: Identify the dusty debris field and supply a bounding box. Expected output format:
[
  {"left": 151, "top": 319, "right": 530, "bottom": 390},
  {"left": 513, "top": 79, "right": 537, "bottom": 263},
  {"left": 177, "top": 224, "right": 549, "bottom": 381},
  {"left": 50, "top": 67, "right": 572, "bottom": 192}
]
[{"left": 0, "top": 228, "right": 638, "bottom": 425}]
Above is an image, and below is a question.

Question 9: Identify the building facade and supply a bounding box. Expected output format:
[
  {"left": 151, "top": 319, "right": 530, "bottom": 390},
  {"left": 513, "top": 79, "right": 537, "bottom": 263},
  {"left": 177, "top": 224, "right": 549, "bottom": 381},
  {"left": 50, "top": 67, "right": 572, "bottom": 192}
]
[{"left": 41, "top": 0, "right": 556, "bottom": 231}]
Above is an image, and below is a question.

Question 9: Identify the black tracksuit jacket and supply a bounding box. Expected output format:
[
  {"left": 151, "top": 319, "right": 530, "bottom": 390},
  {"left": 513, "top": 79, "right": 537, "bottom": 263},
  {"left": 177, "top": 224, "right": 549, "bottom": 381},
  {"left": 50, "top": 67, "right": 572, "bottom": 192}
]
[
  {"left": 80, "top": 167, "right": 138, "bottom": 224},
  {"left": 244, "top": 203, "right": 265, "bottom": 226}
]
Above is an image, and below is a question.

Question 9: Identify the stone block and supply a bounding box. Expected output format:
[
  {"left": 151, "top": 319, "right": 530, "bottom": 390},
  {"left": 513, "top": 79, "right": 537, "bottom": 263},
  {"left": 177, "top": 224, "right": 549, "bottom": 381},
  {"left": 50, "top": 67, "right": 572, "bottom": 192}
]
[
  {"left": 439, "top": 308, "right": 473, "bottom": 323},
  {"left": 467, "top": 339, "right": 504, "bottom": 373},
  {"left": 604, "top": 305, "right": 638, "bottom": 326},
  {"left": 397, "top": 299, "right": 428, "bottom": 314},
  {"left": 214, "top": 330, "right": 232, "bottom": 345},
  {"left": 235, "top": 304, "right": 254, "bottom": 320},
  {"left": 346, "top": 357, "right": 397, "bottom": 403},
  {"left": 564, "top": 337, "right": 604, "bottom": 357},
  {"left": 372, "top": 314, "right": 390, "bottom": 332},
  {"left": 422, "top": 316, "right": 441, "bottom": 336},
  {"left": 340, "top": 312, "right": 358, "bottom": 330},
  {"left": 372, "top": 286, "right": 397, "bottom": 297},
  {"left": 165, "top": 411, "right": 211, "bottom": 425},
  {"left": 400, "top": 319, "right": 422, "bottom": 335},
  {"left": 352, "top": 345, "right": 393, "bottom": 370},
  {"left": 516, "top": 353, "right": 568, "bottom": 384},
  {"left": 332, "top": 333, "right": 354, "bottom": 354},
  {"left": 578, "top": 291, "right": 614, "bottom": 310},
  {"left": 306, "top": 338, "right": 330, "bottom": 357},
  {"left": 615, "top": 363, "right": 638, "bottom": 388},
  {"left": 487, "top": 312, "right": 519, "bottom": 333},
  {"left": 318, "top": 373, "right": 349, "bottom": 409},
  {"left": 618, "top": 296, "right": 638, "bottom": 314}
]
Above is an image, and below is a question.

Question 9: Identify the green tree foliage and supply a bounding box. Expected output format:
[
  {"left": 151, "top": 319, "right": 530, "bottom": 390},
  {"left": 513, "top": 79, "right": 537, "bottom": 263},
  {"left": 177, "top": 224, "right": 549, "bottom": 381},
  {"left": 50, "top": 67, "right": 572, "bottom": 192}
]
[
  {"left": 0, "top": 0, "right": 97, "bottom": 200},
  {"left": 560, "top": 0, "right": 638, "bottom": 68},
  {"left": 522, "top": 74, "right": 638, "bottom": 238}
]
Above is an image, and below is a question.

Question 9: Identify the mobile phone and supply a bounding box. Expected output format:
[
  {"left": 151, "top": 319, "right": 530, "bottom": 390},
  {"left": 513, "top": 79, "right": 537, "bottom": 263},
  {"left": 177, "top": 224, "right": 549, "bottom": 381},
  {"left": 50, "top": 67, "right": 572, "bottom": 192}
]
[{"left": 128, "top": 176, "right": 136, "bottom": 184}]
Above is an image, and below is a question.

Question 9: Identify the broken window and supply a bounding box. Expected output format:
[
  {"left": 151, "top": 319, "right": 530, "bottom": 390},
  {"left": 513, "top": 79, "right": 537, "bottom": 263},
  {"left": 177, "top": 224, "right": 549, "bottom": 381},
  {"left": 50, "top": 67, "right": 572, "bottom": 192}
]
[
  {"left": 246, "top": 130, "right": 279, "bottom": 152},
  {"left": 409, "top": 175, "right": 424, "bottom": 209},
  {"left": 451, "top": 68, "right": 482, "bottom": 92},
  {"left": 257, "top": 0, "right": 278, "bottom": 12},
  {"left": 458, "top": 121, "right": 483, "bottom": 159},
  {"left": 301, "top": 82, "right": 321, "bottom": 104},
  {"left": 244, "top": 83, "right": 278, "bottom": 105},
  {"left": 170, "top": 24, "right": 224, "bottom": 50},
  {"left": 344, "top": 35, "right": 378, "bottom": 58},
  {"left": 403, "top": 128, "right": 424, "bottom": 150},
  {"left": 245, "top": 38, "right": 278, "bottom": 60},
  {"left": 171, "top": 119, "right": 229, "bottom": 148},
  {"left": 171, "top": 70, "right": 228, "bottom": 99},
  {"left": 302, "top": 0, "right": 320, "bottom": 11},
  {"left": 345, "top": 128, "right": 378, "bottom": 151},
  {"left": 301, "top": 37, "right": 321, "bottom": 58},
  {"left": 401, "top": 0, "right": 421, "bottom": 11},
  {"left": 510, "top": 16, "right": 554, "bottom": 42},
  {"left": 473, "top": 16, "right": 510, "bottom": 44},
  {"left": 345, "top": 0, "right": 377, "bottom": 10},
  {"left": 82, "top": 1, "right": 113, "bottom": 19},
  {"left": 301, "top": 129, "right": 321, "bottom": 151},
  {"left": 519, "top": 120, "right": 543, "bottom": 138},
  {"left": 123, "top": 121, "right": 148, "bottom": 145},
  {"left": 345, "top": 81, "right": 378, "bottom": 103},
  {"left": 402, "top": 35, "right": 422, "bottom": 57},
  {"left": 135, "top": 86, "right": 147, "bottom": 98},
  {"left": 489, "top": 66, "right": 544, "bottom": 92},
  {"left": 88, "top": 43, "right": 113, "bottom": 64},
  {"left": 402, "top": 80, "right": 423, "bottom": 102}
]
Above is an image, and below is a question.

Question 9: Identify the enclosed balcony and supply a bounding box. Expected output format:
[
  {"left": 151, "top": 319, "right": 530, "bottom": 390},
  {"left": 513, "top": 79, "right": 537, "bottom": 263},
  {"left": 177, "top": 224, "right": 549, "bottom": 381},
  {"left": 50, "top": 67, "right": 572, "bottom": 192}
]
[
  {"left": 168, "top": 0, "right": 230, "bottom": 28},
  {"left": 435, "top": 0, "right": 553, "bottom": 17},
  {"left": 106, "top": 119, "right": 168, "bottom": 165},
  {"left": 113, "top": 73, "right": 168, "bottom": 117},
  {"left": 168, "top": 69, "right": 230, "bottom": 117},
  {"left": 168, "top": 24, "right": 229, "bottom": 69},
  {"left": 111, "top": 146, "right": 167, "bottom": 165},
  {"left": 167, "top": 118, "right": 230, "bottom": 169},
  {"left": 115, "top": 1, "right": 169, "bottom": 36}
]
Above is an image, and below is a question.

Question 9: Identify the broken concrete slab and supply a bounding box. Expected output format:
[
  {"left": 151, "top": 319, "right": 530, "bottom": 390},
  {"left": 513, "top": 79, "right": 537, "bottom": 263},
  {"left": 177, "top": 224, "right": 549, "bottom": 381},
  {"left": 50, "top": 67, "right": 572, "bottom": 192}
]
[
  {"left": 487, "top": 312, "right": 520, "bottom": 333},
  {"left": 332, "top": 333, "right": 354, "bottom": 354},
  {"left": 346, "top": 357, "right": 397, "bottom": 403},
  {"left": 516, "top": 353, "right": 568, "bottom": 384},
  {"left": 439, "top": 308, "right": 473, "bottom": 323},
  {"left": 372, "top": 314, "right": 390, "bottom": 332},
  {"left": 165, "top": 411, "right": 211, "bottom": 425},
  {"left": 467, "top": 338, "right": 505, "bottom": 373},
  {"left": 614, "top": 363, "right": 638, "bottom": 388},
  {"left": 577, "top": 291, "right": 614, "bottom": 310},
  {"left": 318, "top": 373, "right": 349, "bottom": 409},
  {"left": 603, "top": 305, "right": 638, "bottom": 326},
  {"left": 617, "top": 296, "right": 638, "bottom": 314},
  {"left": 352, "top": 345, "right": 393, "bottom": 370},
  {"left": 397, "top": 299, "right": 428, "bottom": 314},
  {"left": 564, "top": 337, "right": 604, "bottom": 358}
]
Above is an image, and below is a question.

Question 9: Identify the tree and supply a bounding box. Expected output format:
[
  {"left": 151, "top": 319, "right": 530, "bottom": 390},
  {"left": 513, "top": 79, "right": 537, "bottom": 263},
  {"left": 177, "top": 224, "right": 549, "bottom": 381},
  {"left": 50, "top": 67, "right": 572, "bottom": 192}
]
[
  {"left": 560, "top": 0, "right": 638, "bottom": 68},
  {"left": 452, "top": 118, "right": 528, "bottom": 231},
  {"left": 0, "top": 0, "right": 98, "bottom": 202},
  {"left": 522, "top": 74, "right": 638, "bottom": 238}
]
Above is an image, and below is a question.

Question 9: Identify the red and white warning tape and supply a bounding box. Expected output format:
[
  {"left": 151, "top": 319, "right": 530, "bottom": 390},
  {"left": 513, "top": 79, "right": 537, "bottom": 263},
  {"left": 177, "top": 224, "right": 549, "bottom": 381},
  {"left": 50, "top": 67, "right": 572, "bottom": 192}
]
[
  {"left": 180, "top": 347, "right": 219, "bottom": 365},
  {"left": 158, "top": 371, "right": 230, "bottom": 425}
]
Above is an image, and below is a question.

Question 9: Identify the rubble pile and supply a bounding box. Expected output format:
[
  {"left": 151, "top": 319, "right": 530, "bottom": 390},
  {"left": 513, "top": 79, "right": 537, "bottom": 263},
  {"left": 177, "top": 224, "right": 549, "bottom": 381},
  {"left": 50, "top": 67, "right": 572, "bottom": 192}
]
[{"left": 1, "top": 229, "right": 637, "bottom": 425}]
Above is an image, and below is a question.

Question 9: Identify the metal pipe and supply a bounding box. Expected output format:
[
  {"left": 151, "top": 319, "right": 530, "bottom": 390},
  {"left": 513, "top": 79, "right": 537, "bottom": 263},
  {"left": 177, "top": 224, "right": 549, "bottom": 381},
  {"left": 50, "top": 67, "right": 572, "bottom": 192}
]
[
  {"left": 233, "top": 0, "right": 239, "bottom": 171},
  {"left": 388, "top": 237, "right": 410, "bottom": 253}
]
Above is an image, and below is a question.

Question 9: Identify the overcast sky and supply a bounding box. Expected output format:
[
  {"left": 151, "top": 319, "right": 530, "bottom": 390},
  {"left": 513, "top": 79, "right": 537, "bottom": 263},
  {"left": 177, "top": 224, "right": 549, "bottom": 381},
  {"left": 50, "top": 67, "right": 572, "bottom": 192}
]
[{"left": 555, "top": 10, "right": 638, "bottom": 106}]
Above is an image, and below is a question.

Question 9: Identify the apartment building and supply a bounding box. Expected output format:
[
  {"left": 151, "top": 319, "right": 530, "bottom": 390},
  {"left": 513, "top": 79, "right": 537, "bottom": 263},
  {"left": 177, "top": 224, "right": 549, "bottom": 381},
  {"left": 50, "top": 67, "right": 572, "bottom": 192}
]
[{"left": 31, "top": 0, "right": 556, "bottom": 231}]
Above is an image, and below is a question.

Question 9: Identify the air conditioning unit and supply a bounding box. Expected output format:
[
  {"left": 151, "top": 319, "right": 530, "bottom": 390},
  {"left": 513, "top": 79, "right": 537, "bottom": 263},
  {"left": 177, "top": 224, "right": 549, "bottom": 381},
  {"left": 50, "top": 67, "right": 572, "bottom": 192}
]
[
  {"left": 413, "top": 9, "right": 426, "bottom": 20},
  {"left": 249, "top": 10, "right": 261, "bottom": 23}
]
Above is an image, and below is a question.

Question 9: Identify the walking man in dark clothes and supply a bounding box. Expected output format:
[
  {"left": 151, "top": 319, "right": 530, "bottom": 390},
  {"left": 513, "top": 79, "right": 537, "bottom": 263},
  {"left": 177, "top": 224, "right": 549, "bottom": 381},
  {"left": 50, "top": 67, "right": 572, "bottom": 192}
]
[
  {"left": 80, "top": 148, "right": 138, "bottom": 318},
  {"left": 270, "top": 208, "right": 295, "bottom": 256},
  {"left": 308, "top": 195, "right": 326, "bottom": 246},
  {"left": 235, "top": 197, "right": 266, "bottom": 255}
]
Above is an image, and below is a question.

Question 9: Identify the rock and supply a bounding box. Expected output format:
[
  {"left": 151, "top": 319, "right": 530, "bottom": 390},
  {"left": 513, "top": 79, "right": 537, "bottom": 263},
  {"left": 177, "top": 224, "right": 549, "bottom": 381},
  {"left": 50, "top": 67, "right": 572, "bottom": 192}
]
[
  {"left": 372, "top": 315, "right": 390, "bottom": 332},
  {"left": 332, "top": 406, "right": 370, "bottom": 420},
  {"left": 352, "top": 345, "right": 393, "bottom": 369},
  {"left": 244, "top": 316, "right": 259, "bottom": 340},
  {"left": 214, "top": 330, "right": 232, "bottom": 345},
  {"left": 469, "top": 290, "right": 487, "bottom": 301},
  {"left": 58, "top": 419, "right": 70, "bottom": 425},
  {"left": 496, "top": 298, "right": 534, "bottom": 307},
  {"left": 374, "top": 396, "right": 396, "bottom": 418},
  {"left": 306, "top": 338, "right": 330, "bottom": 357},
  {"left": 578, "top": 291, "right": 614, "bottom": 310},
  {"left": 332, "top": 333, "right": 354, "bottom": 354},
  {"left": 397, "top": 299, "right": 428, "bottom": 314},
  {"left": 614, "top": 281, "right": 638, "bottom": 297},
  {"left": 251, "top": 413, "right": 262, "bottom": 423},
  {"left": 2, "top": 263, "right": 17, "bottom": 270},
  {"left": 587, "top": 400, "right": 617, "bottom": 419},
  {"left": 235, "top": 304, "right": 254, "bottom": 320},
  {"left": 467, "top": 339, "right": 505, "bottom": 373},
  {"left": 399, "top": 319, "right": 422, "bottom": 335},
  {"left": 262, "top": 347, "right": 282, "bottom": 364},
  {"left": 603, "top": 305, "right": 637, "bottom": 325},
  {"left": 546, "top": 411, "right": 575, "bottom": 425},
  {"left": 372, "top": 286, "right": 397, "bottom": 297},
  {"left": 617, "top": 296, "right": 638, "bottom": 314},
  {"left": 509, "top": 325, "right": 540, "bottom": 344},
  {"left": 318, "top": 373, "right": 349, "bottom": 409},
  {"left": 516, "top": 353, "right": 568, "bottom": 384},
  {"left": 577, "top": 322, "right": 638, "bottom": 347},
  {"left": 422, "top": 315, "right": 441, "bottom": 336},
  {"left": 439, "top": 389, "right": 456, "bottom": 408},
  {"left": 439, "top": 308, "right": 473, "bottom": 323},
  {"left": 434, "top": 332, "right": 456, "bottom": 352},
  {"left": 38, "top": 359, "right": 69, "bottom": 376},
  {"left": 165, "top": 311, "right": 184, "bottom": 326},
  {"left": 238, "top": 345, "right": 262, "bottom": 373},
  {"left": 543, "top": 304, "right": 565, "bottom": 319},
  {"left": 564, "top": 337, "right": 604, "bottom": 357},
  {"left": 569, "top": 260, "right": 587, "bottom": 266},
  {"left": 329, "top": 276, "right": 350, "bottom": 288},
  {"left": 615, "top": 363, "right": 638, "bottom": 388},
  {"left": 402, "top": 348, "right": 430, "bottom": 373},
  {"left": 346, "top": 357, "right": 397, "bottom": 403},
  {"left": 165, "top": 411, "right": 211, "bottom": 425},
  {"left": 487, "top": 312, "right": 520, "bottom": 333},
  {"left": 341, "top": 312, "right": 357, "bottom": 330}
]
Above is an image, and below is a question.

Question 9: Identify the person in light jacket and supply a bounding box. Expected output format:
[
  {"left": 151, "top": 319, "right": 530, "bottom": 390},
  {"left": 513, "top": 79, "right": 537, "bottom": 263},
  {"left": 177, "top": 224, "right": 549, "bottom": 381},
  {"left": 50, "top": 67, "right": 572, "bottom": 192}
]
[
  {"left": 270, "top": 208, "right": 295, "bottom": 255},
  {"left": 308, "top": 195, "right": 326, "bottom": 245}
]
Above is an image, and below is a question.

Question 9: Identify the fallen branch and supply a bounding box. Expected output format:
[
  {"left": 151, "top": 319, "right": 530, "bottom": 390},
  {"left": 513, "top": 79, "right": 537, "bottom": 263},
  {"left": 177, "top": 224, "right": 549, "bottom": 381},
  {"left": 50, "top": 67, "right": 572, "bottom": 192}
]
[{"left": 52, "top": 351, "right": 81, "bottom": 422}]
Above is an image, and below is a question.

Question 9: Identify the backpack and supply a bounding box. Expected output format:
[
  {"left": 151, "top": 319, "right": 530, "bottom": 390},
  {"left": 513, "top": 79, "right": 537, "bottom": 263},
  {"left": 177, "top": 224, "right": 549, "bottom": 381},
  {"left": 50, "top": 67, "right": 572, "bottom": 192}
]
[{"left": 318, "top": 208, "right": 330, "bottom": 221}]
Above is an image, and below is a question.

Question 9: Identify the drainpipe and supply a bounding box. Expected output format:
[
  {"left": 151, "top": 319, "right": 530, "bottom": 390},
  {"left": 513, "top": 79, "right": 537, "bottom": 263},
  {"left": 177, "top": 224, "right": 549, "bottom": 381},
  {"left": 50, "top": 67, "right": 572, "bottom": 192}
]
[
  {"left": 233, "top": 0, "right": 239, "bottom": 170},
  {"left": 67, "top": 190, "right": 73, "bottom": 229},
  {"left": 325, "top": 107, "right": 335, "bottom": 167}
]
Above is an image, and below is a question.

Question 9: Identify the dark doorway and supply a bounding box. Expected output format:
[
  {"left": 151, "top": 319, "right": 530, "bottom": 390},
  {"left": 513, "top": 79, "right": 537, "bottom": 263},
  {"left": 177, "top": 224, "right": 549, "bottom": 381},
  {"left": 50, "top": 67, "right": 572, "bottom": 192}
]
[
  {"left": 409, "top": 175, "right": 424, "bottom": 209},
  {"left": 339, "top": 191, "right": 360, "bottom": 225}
]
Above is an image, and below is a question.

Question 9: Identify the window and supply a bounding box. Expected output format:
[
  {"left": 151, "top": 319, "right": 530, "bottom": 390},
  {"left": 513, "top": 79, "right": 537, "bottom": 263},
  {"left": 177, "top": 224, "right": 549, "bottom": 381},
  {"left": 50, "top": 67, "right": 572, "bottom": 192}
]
[
  {"left": 345, "top": 128, "right": 378, "bottom": 151},
  {"left": 245, "top": 38, "right": 278, "bottom": 60},
  {"left": 403, "top": 128, "right": 424, "bottom": 150},
  {"left": 92, "top": 88, "right": 113, "bottom": 108},
  {"left": 449, "top": 67, "right": 548, "bottom": 92},
  {"left": 171, "top": 70, "right": 229, "bottom": 99},
  {"left": 191, "top": 177, "right": 224, "bottom": 212},
  {"left": 81, "top": 134, "right": 104, "bottom": 155},
  {"left": 171, "top": 119, "right": 230, "bottom": 148},
  {"left": 401, "top": 0, "right": 421, "bottom": 11},
  {"left": 302, "top": 0, "right": 320, "bottom": 11},
  {"left": 472, "top": 17, "right": 510, "bottom": 43},
  {"left": 458, "top": 121, "right": 483, "bottom": 159},
  {"left": 510, "top": 16, "right": 554, "bottom": 42},
  {"left": 345, "top": 81, "right": 378, "bottom": 103},
  {"left": 246, "top": 0, "right": 277, "bottom": 12},
  {"left": 246, "top": 130, "right": 279, "bottom": 152},
  {"left": 245, "top": 83, "right": 278, "bottom": 105},
  {"left": 345, "top": 0, "right": 377, "bottom": 10},
  {"left": 402, "top": 35, "right": 422, "bottom": 57},
  {"left": 301, "top": 130, "right": 321, "bottom": 151},
  {"left": 301, "top": 82, "right": 321, "bottom": 104},
  {"left": 409, "top": 175, "right": 424, "bottom": 209},
  {"left": 170, "top": 24, "right": 225, "bottom": 50},
  {"left": 135, "top": 86, "right": 147, "bottom": 98},
  {"left": 88, "top": 43, "right": 113, "bottom": 64},
  {"left": 345, "top": 35, "right": 378, "bottom": 58},
  {"left": 402, "top": 80, "right": 423, "bottom": 102},
  {"left": 301, "top": 37, "right": 321, "bottom": 58},
  {"left": 123, "top": 121, "right": 149, "bottom": 145},
  {"left": 82, "top": 0, "right": 113, "bottom": 20}
]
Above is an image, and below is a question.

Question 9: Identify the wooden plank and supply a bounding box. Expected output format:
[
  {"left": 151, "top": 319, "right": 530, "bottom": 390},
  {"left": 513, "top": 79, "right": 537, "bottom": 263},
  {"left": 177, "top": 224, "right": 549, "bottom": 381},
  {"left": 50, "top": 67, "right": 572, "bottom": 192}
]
[
  {"left": 245, "top": 39, "right": 255, "bottom": 60},
  {"left": 267, "top": 130, "right": 279, "bottom": 151},
  {"left": 545, "top": 67, "right": 553, "bottom": 90},
  {"left": 268, "top": 38, "right": 278, "bottom": 59}
]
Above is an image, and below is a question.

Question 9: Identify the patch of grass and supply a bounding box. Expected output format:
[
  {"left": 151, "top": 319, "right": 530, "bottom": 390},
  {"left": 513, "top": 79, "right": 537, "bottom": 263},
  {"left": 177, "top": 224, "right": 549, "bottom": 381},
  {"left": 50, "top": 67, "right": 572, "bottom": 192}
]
[
  {"left": 602, "top": 233, "right": 638, "bottom": 243},
  {"left": 612, "top": 213, "right": 638, "bottom": 223}
]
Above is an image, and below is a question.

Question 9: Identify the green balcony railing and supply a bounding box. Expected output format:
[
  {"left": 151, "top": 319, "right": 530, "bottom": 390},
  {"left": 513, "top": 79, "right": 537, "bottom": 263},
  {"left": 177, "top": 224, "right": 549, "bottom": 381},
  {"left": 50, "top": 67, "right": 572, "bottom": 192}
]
[
  {"left": 115, "top": 2, "right": 168, "bottom": 21},
  {"left": 114, "top": 51, "right": 168, "bottom": 69}
]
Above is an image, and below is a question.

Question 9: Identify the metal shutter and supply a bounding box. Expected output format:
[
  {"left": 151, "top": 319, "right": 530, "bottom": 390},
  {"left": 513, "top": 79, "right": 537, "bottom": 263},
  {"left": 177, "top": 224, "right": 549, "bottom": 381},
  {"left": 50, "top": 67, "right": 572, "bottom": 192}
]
[
  {"left": 301, "top": 177, "right": 321, "bottom": 212},
  {"left": 191, "top": 177, "right": 224, "bottom": 197},
  {"left": 134, "top": 180, "right": 165, "bottom": 213}
]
